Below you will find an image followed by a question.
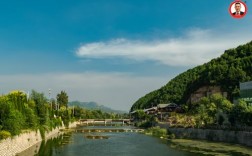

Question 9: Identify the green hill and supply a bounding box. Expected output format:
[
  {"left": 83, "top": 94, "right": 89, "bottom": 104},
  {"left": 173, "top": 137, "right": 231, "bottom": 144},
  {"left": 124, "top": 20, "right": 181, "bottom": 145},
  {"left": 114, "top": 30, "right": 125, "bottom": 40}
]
[
  {"left": 68, "top": 101, "right": 127, "bottom": 114},
  {"left": 131, "top": 41, "right": 252, "bottom": 111}
]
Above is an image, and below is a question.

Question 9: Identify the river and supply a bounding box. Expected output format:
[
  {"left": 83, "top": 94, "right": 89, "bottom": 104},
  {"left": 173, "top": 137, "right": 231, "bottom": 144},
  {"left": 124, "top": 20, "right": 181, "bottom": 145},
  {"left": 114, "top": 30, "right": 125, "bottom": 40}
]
[
  {"left": 18, "top": 125, "right": 252, "bottom": 156},
  {"left": 18, "top": 125, "right": 194, "bottom": 156}
]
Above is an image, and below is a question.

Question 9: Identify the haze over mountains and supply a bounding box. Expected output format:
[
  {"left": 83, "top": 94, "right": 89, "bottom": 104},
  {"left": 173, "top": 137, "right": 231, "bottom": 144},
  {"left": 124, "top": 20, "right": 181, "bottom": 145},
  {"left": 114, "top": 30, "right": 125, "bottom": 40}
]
[{"left": 68, "top": 101, "right": 127, "bottom": 114}]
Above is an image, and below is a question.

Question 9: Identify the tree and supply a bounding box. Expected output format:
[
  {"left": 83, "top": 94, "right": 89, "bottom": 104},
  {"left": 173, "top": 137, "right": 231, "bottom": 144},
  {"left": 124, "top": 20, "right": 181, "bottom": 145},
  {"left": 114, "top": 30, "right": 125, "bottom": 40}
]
[
  {"left": 24, "top": 106, "right": 38, "bottom": 129},
  {"left": 0, "top": 96, "right": 12, "bottom": 126},
  {"left": 2, "top": 110, "right": 25, "bottom": 135},
  {"left": 134, "top": 110, "right": 147, "bottom": 121},
  {"left": 229, "top": 100, "right": 248, "bottom": 126},
  {"left": 0, "top": 90, "right": 73, "bottom": 138},
  {"left": 210, "top": 94, "right": 233, "bottom": 113},
  {"left": 30, "top": 90, "right": 49, "bottom": 125},
  {"left": 7, "top": 91, "right": 27, "bottom": 113},
  {"left": 51, "top": 99, "right": 57, "bottom": 110},
  {"left": 57, "top": 91, "right": 68, "bottom": 109}
]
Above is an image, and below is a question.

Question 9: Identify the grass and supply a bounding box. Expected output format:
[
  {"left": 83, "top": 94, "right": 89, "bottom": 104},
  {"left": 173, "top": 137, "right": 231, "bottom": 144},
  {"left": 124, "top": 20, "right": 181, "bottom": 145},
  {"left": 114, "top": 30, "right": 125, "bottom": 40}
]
[
  {"left": 169, "top": 139, "right": 252, "bottom": 155},
  {"left": 144, "top": 126, "right": 167, "bottom": 138}
]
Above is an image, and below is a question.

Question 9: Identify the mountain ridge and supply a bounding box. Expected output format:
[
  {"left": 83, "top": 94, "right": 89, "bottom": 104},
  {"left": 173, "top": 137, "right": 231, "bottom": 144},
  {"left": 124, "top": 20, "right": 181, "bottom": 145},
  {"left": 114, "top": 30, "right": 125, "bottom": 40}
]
[
  {"left": 68, "top": 101, "right": 127, "bottom": 114},
  {"left": 131, "top": 41, "right": 252, "bottom": 111}
]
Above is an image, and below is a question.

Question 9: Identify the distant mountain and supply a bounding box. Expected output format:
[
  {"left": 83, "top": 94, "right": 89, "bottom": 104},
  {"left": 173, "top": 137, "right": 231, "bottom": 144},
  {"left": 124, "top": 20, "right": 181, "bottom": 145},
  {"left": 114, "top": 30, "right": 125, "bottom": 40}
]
[{"left": 68, "top": 101, "right": 127, "bottom": 114}]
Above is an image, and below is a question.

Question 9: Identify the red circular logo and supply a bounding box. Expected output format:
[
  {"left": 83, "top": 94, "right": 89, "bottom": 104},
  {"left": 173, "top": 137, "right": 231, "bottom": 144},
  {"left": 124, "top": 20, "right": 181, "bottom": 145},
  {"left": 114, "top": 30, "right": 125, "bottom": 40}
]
[{"left": 229, "top": 0, "right": 247, "bottom": 19}]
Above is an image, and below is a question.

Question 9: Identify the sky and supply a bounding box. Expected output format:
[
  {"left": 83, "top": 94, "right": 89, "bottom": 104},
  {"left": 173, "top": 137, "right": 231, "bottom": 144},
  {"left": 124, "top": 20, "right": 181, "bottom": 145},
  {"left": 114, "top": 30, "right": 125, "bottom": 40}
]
[{"left": 1, "top": 0, "right": 252, "bottom": 111}]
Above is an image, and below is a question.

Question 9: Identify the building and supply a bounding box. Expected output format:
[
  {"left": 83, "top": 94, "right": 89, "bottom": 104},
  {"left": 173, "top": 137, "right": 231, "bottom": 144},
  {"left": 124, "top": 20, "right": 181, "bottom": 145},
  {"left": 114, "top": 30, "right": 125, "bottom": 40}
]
[
  {"left": 240, "top": 81, "right": 252, "bottom": 106},
  {"left": 157, "top": 103, "right": 178, "bottom": 112},
  {"left": 144, "top": 107, "right": 157, "bottom": 115},
  {"left": 130, "top": 103, "right": 180, "bottom": 121}
]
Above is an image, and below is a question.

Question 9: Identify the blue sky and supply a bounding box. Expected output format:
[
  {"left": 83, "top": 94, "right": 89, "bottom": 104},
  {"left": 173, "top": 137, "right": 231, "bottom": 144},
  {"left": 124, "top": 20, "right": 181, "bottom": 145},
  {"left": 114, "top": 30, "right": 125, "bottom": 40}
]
[{"left": 1, "top": 0, "right": 252, "bottom": 111}]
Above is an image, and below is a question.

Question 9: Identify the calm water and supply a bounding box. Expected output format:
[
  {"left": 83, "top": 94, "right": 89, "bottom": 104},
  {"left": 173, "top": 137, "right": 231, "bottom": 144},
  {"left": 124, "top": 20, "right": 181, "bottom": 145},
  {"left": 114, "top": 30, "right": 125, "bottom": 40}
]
[{"left": 23, "top": 126, "right": 195, "bottom": 156}]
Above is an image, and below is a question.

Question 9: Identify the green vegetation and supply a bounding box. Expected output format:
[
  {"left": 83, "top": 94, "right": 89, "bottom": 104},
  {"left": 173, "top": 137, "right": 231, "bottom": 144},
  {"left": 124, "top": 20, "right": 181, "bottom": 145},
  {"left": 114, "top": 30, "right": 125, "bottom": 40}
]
[
  {"left": 144, "top": 126, "right": 175, "bottom": 139},
  {"left": 35, "top": 133, "right": 72, "bottom": 156},
  {"left": 0, "top": 130, "right": 11, "bottom": 139},
  {"left": 73, "top": 106, "right": 128, "bottom": 119},
  {"left": 144, "top": 127, "right": 167, "bottom": 138},
  {"left": 168, "top": 94, "right": 252, "bottom": 128},
  {"left": 0, "top": 90, "right": 126, "bottom": 140},
  {"left": 57, "top": 91, "right": 69, "bottom": 108},
  {"left": 131, "top": 41, "right": 252, "bottom": 111},
  {"left": 133, "top": 110, "right": 158, "bottom": 128},
  {"left": 169, "top": 139, "right": 252, "bottom": 156},
  {"left": 0, "top": 90, "right": 66, "bottom": 139}
]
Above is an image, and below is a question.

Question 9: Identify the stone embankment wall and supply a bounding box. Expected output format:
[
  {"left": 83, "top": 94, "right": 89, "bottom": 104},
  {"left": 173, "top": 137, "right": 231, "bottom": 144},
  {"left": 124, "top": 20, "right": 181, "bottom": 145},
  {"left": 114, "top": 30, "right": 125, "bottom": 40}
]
[
  {"left": 68, "top": 121, "right": 78, "bottom": 129},
  {"left": 158, "top": 123, "right": 252, "bottom": 147},
  {"left": 0, "top": 130, "right": 42, "bottom": 156},
  {"left": 0, "top": 122, "right": 78, "bottom": 156}
]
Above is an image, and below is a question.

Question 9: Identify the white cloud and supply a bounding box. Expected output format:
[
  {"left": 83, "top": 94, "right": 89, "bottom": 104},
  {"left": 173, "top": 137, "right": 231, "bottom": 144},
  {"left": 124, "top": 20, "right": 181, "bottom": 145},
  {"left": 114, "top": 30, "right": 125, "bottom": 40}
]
[
  {"left": 0, "top": 72, "right": 168, "bottom": 111},
  {"left": 76, "top": 29, "right": 252, "bottom": 66}
]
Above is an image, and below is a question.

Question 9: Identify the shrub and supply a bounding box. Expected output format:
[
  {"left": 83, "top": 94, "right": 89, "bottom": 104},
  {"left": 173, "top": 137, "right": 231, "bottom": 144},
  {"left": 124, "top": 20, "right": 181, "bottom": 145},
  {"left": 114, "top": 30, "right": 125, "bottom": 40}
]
[
  {"left": 39, "top": 126, "right": 46, "bottom": 140},
  {"left": 24, "top": 107, "right": 38, "bottom": 129},
  {"left": 3, "top": 110, "right": 25, "bottom": 135},
  {"left": 146, "top": 126, "right": 167, "bottom": 138},
  {"left": 137, "top": 121, "right": 152, "bottom": 128},
  {"left": 0, "top": 130, "right": 11, "bottom": 140},
  {"left": 168, "top": 133, "right": 176, "bottom": 139}
]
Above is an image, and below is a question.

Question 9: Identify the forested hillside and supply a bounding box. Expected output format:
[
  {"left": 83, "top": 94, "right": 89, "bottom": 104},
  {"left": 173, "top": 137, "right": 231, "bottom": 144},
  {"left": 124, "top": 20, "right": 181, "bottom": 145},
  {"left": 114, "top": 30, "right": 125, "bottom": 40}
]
[{"left": 131, "top": 41, "right": 252, "bottom": 111}]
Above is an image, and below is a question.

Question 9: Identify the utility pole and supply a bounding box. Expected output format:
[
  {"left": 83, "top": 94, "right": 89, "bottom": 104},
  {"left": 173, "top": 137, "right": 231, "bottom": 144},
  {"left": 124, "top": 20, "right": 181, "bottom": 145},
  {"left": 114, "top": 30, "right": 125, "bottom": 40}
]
[
  {"left": 55, "top": 97, "right": 59, "bottom": 111},
  {"left": 49, "top": 89, "right": 52, "bottom": 109},
  {"left": 73, "top": 105, "right": 75, "bottom": 117},
  {"left": 27, "top": 91, "right": 30, "bottom": 100}
]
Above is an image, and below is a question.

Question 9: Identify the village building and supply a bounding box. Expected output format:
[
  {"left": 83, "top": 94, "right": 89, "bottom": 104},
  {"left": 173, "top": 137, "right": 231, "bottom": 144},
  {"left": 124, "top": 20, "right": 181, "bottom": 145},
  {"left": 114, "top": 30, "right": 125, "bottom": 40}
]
[
  {"left": 130, "top": 103, "right": 180, "bottom": 121},
  {"left": 240, "top": 81, "right": 252, "bottom": 106},
  {"left": 144, "top": 107, "right": 157, "bottom": 115}
]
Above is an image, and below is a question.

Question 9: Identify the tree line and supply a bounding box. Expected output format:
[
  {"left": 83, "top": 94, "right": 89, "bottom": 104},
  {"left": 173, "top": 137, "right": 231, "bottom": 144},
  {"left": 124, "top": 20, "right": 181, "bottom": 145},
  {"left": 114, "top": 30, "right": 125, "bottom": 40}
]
[
  {"left": 0, "top": 90, "right": 126, "bottom": 140},
  {"left": 133, "top": 94, "right": 252, "bottom": 129},
  {"left": 169, "top": 94, "right": 252, "bottom": 129}
]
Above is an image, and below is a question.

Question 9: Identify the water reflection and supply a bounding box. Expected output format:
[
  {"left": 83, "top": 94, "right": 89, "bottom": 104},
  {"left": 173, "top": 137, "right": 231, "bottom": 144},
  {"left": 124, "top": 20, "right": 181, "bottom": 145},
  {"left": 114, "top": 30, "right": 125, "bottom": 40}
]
[
  {"left": 20, "top": 126, "right": 252, "bottom": 156},
  {"left": 30, "top": 127, "right": 193, "bottom": 156},
  {"left": 35, "top": 133, "right": 73, "bottom": 156}
]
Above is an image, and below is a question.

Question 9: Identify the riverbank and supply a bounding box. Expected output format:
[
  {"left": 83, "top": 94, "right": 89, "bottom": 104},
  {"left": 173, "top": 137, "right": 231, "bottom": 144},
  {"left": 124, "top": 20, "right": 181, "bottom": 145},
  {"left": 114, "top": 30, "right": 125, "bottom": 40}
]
[
  {"left": 19, "top": 126, "right": 195, "bottom": 156},
  {"left": 142, "top": 125, "right": 252, "bottom": 155},
  {"left": 157, "top": 123, "right": 252, "bottom": 147},
  {"left": 169, "top": 139, "right": 252, "bottom": 155},
  {"left": 0, "top": 122, "right": 78, "bottom": 156}
]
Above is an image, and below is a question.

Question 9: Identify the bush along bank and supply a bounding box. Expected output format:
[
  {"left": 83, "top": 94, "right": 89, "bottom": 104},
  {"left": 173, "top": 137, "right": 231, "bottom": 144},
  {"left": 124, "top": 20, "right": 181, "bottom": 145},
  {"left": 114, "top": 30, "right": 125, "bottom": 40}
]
[
  {"left": 0, "top": 90, "right": 70, "bottom": 141},
  {"left": 169, "top": 138, "right": 252, "bottom": 155},
  {"left": 0, "top": 90, "right": 78, "bottom": 156},
  {"left": 143, "top": 126, "right": 175, "bottom": 139},
  {"left": 140, "top": 125, "right": 252, "bottom": 155},
  {"left": 0, "top": 121, "right": 78, "bottom": 156},
  {"left": 132, "top": 110, "right": 176, "bottom": 139}
]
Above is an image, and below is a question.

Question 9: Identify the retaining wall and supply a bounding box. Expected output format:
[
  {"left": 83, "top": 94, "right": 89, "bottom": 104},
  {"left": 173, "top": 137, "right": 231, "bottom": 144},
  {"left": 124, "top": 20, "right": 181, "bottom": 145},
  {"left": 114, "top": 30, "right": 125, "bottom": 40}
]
[
  {"left": 0, "top": 122, "right": 78, "bottom": 156},
  {"left": 157, "top": 123, "right": 252, "bottom": 147}
]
